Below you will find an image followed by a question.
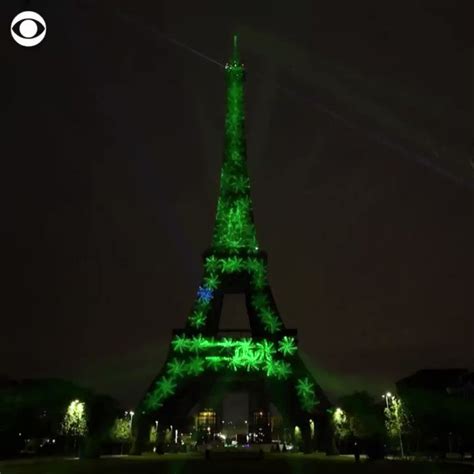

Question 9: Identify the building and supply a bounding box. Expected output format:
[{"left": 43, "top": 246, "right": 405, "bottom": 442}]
[{"left": 396, "top": 369, "right": 474, "bottom": 453}]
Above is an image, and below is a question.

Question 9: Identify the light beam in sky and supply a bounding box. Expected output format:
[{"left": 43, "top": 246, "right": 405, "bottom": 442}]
[{"left": 113, "top": 8, "right": 472, "bottom": 189}]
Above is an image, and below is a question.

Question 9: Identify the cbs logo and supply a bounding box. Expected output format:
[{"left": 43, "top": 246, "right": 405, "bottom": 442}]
[{"left": 11, "top": 11, "right": 46, "bottom": 47}]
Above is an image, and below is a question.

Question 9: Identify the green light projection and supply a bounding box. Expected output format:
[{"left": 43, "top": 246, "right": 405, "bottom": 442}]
[
  {"left": 296, "top": 377, "right": 319, "bottom": 412},
  {"left": 211, "top": 35, "right": 258, "bottom": 253},
  {"left": 187, "top": 254, "right": 280, "bottom": 333},
  {"left": 278, "top": 336, "right": 298, "bottom": 356},
  {"left": 183, "top": 37, "right": 282, "bottom": 333},
  {"left": 166, "top": 359, "right": 186, "bottom": 378},
  {"left": 143, "top": 335, "right": 297, "bottom": 411},
  {"left": 141, "top": 36, "right": 322, "bottom": 419},
  {"left": 154, "top": 377, "right": 177, "bottom": 399}
]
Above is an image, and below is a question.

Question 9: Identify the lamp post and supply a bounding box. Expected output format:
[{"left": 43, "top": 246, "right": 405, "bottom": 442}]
[
  {"left": 382, "top": 393, "right": 404, "bottom": 458},
  {"left": 382, "top": 392, "right": 392, "bottom": 410}
]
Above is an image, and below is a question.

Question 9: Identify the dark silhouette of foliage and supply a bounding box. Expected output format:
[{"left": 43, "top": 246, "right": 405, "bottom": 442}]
[
  {"left": 0, "top": 377, "right": 120, "bottom": 459},
  {"left": 337, "top": 391, "right": 385, "bottom": 459}
]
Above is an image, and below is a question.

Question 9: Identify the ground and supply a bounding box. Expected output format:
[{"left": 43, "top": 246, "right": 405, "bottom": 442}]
[{"left": 0, "top": 453, "right": 471, "bottom": 474}]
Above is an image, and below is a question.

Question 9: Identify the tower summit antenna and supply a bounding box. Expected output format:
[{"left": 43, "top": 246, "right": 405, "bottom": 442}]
[{"left": 231, "top": 33, "right": 240, "bottom": 65}]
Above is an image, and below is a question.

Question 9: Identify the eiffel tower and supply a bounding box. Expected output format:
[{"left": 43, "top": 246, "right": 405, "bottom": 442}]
[{"left": 131, "top": 35, "right": 334, "bottom": 454}]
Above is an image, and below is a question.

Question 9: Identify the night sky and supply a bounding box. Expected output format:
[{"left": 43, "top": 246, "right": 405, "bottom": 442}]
[{"left": 2, "top": 0, "right": 472, "bottom": 408}]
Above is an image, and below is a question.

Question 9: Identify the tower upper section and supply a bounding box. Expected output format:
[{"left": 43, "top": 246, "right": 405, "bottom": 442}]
[{"left": 211, "top": 35, "right": 259, "bottom": 254}]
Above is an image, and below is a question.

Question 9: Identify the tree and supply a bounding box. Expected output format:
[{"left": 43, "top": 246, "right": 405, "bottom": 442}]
[
  {"left": 384, "top": 397, "right": 411, "bottom": 457},
  {"left": 339, "top": 391, "right": 384, "bottom": 439},
  {"left": 332, "top": 407, "right": 351, "bottom": 441},
  {"left": 149, "top": 425, "right": 157, "bottom": 444},
  {"left": 293, "top": 426, "right": 302, "bottom": 450},
  {"left": 61, "top": 400, "right": 87, "bottom": 437},
  {"left": 338, "top": 391, "right": 385, "bottom": 459},
  {"left": 61, "top": 400, "right": 87, "bottom": 455},
  {"left": 110, "top": 418, "right": 131, "bottom": 454}
]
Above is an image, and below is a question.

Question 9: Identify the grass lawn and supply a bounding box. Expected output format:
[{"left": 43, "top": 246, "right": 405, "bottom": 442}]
[{"left": 0, "top": 453, "right": 471, "bottom": 474}]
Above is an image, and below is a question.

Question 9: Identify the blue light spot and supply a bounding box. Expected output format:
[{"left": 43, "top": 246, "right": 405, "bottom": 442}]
[{"left": 197, "top": 286, "right": 213, "bottom": 303}]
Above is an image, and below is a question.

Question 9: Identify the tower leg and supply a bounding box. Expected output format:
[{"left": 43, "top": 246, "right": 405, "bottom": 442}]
[
  {"left": 155, "top": 428, "right": 166, "bottom": 454},
  {"left": 300, "top": 421, "right": 313, "bottom": 454},
  {"left": 318, "top": 412, "right": 338, "bottom": 455},
  {"left": 130, "top": 413, "right": 148, "bottom": 456}
]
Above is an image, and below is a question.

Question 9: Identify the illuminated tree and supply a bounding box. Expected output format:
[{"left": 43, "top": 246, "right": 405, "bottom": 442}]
[
  {"left": 294, "top": 425, "right": 302, "bottom": 448},
  {"left": 61, "top": 399, "right": 87, "bottom": 437},
  {"left": 384, "top": 397, "right": 410, "bottom": 456},
  {"left": 110, "top": 418, "right": 130, "bottom": 454},
  {"left": 61, "top": 399, "right": 87, "bottom": 455},
  {"left": 332, "top": 407, "right": 350, "bottom": 441}
]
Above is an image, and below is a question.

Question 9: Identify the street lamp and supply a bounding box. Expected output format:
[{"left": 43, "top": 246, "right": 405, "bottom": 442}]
[
  {"left": 382, "top": 393, "right": 404, "bottom": 458},
  {"left": 382, "top": 392, "right": 392, "bottom": 410}
]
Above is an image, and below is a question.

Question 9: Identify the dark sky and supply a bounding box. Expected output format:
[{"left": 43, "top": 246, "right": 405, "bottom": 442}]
[{"left": 2, "top": 0, "right": 472, "bottom": 408}]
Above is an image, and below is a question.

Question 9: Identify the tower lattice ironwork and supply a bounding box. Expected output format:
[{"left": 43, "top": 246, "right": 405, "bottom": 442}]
[{"left": 131, "top": 35, "right": 334, "bottom": 454}]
